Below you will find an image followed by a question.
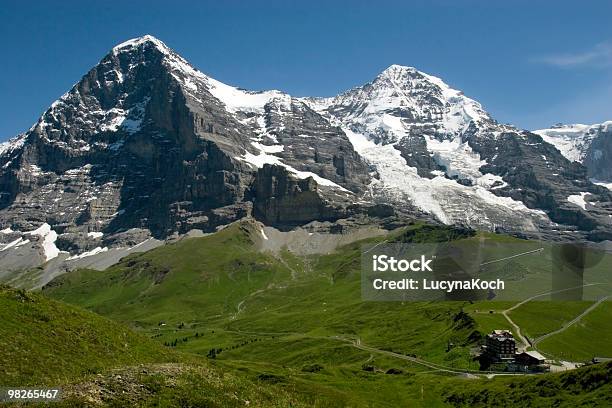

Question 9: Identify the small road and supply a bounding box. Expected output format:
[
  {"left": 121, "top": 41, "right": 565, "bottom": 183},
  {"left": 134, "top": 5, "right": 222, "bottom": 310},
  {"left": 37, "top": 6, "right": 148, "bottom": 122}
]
[
  {"left": 501, "top": 309, "right": 531, "bottom": 351},
  {"left": 345, "top": 338, "right": 526, "bottom": 377},
  {"left": 362, "top": 240, "right": 389, "bottom": 254},
  {"left": 223, "top": 328, "right": 528, "bottom": 377},
  {"left": 532, "top": 294, "right": 611, "bottom": 347},
  {"left": 499, "top": 283, "right": 604, "bottom": 351},
  {"left": 480, "top": 248, "right": 544, "bottom": 267}
]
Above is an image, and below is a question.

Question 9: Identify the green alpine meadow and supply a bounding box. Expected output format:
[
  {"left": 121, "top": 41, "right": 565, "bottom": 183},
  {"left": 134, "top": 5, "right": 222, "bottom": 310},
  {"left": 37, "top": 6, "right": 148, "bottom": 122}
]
[{"left": 2, "top": 219, "right": 609, "bottom": 406}]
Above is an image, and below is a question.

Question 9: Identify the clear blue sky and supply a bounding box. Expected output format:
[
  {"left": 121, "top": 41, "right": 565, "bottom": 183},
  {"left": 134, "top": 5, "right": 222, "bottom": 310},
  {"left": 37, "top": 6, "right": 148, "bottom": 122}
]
[{"left": 2, "top": 0, "right": 612, "bottom": 140}]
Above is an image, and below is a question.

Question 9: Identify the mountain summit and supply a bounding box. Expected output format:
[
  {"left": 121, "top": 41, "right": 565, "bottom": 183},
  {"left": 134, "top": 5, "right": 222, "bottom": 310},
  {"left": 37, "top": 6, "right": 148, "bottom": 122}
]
[{"left": 1, "top": 35, "right": 611, "bottom": 282}]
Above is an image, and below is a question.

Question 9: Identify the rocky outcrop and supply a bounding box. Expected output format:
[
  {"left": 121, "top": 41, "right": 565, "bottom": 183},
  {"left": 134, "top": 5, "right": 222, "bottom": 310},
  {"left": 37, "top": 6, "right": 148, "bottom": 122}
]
[
  {"left": 260, "top": 99, "right": 371, "bottom": 193},
  {"left": 584, "top": 127, "right": 612, "bottom": 181},
  {"left": 466, "top": 129, "right": 612, "bottom": 240},
  {"left": 252, "top": 164, "right": 348, "bottom": 228},
  {"left": 394, "top": 132, "right": 445, "bottom": 179}
]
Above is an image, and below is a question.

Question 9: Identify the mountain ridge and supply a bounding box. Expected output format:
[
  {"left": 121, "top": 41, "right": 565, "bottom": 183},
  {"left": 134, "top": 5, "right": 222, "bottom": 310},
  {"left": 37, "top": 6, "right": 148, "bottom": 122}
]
[
  {"left": 1, "top": 35, "right": 611, "bottom": 285},
  {"left": 534, "top": 121, "right": 612, "bottom": 183}
]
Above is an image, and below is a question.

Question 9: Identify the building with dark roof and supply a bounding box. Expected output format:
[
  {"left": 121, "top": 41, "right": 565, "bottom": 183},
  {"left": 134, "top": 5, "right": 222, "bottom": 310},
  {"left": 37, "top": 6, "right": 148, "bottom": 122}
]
[{"left": 484, "top": 330, "right": 516, "bottom": 362}]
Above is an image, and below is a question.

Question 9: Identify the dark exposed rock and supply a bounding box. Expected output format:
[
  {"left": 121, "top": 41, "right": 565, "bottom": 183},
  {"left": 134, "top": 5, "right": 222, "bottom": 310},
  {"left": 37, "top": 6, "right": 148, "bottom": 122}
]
[
  {"left": 0, "top": 36, "right": 370, "bottom": 264},
  {"left": 584, "top": 127, "right": 612, "bottom": 181},
  {"left": 468, "top": 129, "right": 612, "bottom": 234},
  {"left": 394, "top": 132, "right": 444, "bottom": 179},
  {"left": 251, "top": 164, "right": 347, "bottom": 228},
  {"left": 261, "top": 99, "right": 371, "bottom": 193}
]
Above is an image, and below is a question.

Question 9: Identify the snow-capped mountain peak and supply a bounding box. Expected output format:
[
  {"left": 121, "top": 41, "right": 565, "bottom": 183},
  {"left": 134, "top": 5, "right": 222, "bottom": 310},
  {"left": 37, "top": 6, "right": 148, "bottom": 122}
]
[
  {"left": 112, "top": 34, "right": 171, "bottom": 55},
  {"left": 377, "top": 64, "right": 420, "bottom": 77},
  {"left": 312, "top": 64, "right": 491, "bottom": 146},
  {"left": 109, "top": 36, "right": 291, "bottom": 118}
]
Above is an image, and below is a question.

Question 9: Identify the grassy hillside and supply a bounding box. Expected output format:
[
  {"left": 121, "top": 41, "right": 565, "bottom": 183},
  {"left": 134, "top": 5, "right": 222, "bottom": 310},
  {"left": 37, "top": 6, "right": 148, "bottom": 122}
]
[
  {"left": 38, "top": 220, "right": 612, "bottom": 406},
  {"left": 509, "top": 301, "right": 593, "bottom": 339},
  {"left": 537, "top": 302, "right": 612, "bottom": 361},
  {"left": 0, "top": 284, "right": 173, "bottom": 386},
  {"left": 44, "top": 221, "right": 483, "bottom": 370},
  {"left": 44, "top": 222, "right": 293, "bottom": 326},
  {"left": 444, "top": 361, "right": 612, "bottom": 407},
  {"left": 3, "top": 279, "right": 609, "bottom": 408},
  {"left": 0, "top": 285, "right": 333, "bottom": 407}
]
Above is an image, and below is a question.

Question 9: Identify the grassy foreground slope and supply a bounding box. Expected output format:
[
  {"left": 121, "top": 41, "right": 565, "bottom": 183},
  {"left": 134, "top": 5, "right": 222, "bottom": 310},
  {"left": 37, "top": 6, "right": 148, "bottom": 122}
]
[
  {"left": 0, "top": 285, "right": 173, "bottom": 386},
  {"left": 2, "top": 282, "right": 611, "bottom": 407},
  {"left": 444, "top": 360, "right": 612, "bottom": 407},
  {"left": 0, "top": 285, "right": 329, "bottom": 407}
]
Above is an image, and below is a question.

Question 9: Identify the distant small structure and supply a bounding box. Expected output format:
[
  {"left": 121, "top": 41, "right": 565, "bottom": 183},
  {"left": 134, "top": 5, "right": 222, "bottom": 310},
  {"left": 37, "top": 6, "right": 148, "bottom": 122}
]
[
  {"left": 514, "top": 350, "right": 549, "bottom": 372},
  {"left": 481, "top": 330, "right": 549, "bottom": 373},
  {"left": 516, "top": 350, "right": 546, "bottom": 365},
  {"left": 592, "top": 357, "right": 612, "bottom": 364},
  {"left": 484, "top": 330, "right": 516, "bottom": 362}
]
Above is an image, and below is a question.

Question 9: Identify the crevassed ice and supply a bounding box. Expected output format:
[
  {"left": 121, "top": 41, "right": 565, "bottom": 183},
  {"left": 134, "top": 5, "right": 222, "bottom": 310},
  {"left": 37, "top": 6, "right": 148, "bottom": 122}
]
[{"left": 342, "top": 126, "right": 548, "bottom": 229}]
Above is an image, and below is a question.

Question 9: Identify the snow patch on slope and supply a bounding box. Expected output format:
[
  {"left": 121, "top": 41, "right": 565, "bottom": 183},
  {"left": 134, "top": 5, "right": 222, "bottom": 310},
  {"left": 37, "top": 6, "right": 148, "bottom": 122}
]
[
  {"left": 534, "top": 124, "right": 593, "bottom": 162},
  {"left": 98, "top": 97, "right": 149, "bottom": 134},
  {"left": 591, "top": 179, "right": 612, "bottom": 191},
  {"left": 0, "top": 134, "right": 27, "bottom": 158},
  {"left": 206, "top": 77, "right": 287, "bottom": 114},
  {"left": 238, "top": 143, "right": 349, "bottom": 191},
  {"left": 66, "top": 246, "right": 108, "bottom": 261},
  {"left": 0, "top": 237, "right": 30, "bottom": 251},
  {"left": 25, "top": 223, "right": 60, "bottom": 261},
  {"left": 567, "top": 192, "right": 590, "bottom": 210},
  {"left": 425, "top": 136, "right": 486, "bottom": 181}
]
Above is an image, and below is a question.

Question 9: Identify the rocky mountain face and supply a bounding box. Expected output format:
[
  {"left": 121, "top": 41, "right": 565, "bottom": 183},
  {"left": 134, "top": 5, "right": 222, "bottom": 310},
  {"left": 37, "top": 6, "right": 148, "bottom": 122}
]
[
  {"left": 0, "top": 35, "right": 378, "bottom": 280},
  {"left": 306, "top": 65, "right": 612, "bottom": 240},
  {"left": 534, "top": 122, "right": 612, "bottom": 184},
  {"left": 1, "top": 36, "right": 611, "bottom": 280}
]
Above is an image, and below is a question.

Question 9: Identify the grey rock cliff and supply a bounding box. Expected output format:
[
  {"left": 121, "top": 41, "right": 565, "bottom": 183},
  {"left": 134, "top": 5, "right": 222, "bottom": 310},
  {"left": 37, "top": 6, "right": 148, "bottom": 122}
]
[{"left": 0, "top": 36, "right": 371, "bottom": 268}]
